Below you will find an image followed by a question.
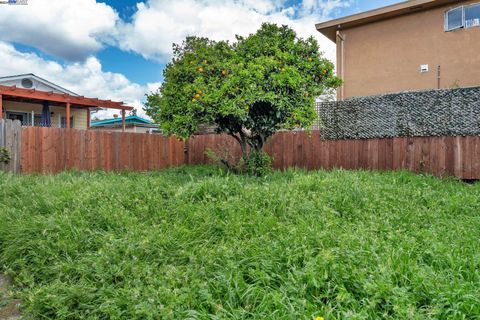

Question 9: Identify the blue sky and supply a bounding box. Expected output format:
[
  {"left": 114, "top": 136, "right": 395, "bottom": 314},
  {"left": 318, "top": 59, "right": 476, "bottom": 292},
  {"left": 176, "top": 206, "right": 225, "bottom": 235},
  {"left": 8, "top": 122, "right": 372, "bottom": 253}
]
[
  {"left": 99, "top": 0, "right": 402, "bottom": 85},
  {"left": 0, "top": 0, "right": 402, "bottom": 117}
]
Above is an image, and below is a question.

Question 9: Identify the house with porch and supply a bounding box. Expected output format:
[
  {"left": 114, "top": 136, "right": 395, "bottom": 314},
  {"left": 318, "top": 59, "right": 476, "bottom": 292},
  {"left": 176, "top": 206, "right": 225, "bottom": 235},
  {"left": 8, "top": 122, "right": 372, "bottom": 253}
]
[{"left": 0, "top": 74, "right": 133, "bottom": 130}]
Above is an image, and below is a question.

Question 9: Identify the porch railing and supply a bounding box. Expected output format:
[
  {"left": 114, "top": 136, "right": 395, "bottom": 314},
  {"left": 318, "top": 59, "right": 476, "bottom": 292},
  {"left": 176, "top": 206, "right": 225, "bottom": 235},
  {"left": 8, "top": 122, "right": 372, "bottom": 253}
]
[{"left": 21, "top": 121, "right": 52, "bottom": 128}]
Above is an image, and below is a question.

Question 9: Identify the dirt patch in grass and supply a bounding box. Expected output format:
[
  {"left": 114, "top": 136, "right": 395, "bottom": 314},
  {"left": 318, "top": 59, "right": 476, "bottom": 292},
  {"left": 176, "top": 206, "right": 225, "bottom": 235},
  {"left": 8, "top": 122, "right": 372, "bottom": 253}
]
[{"left": 0, "top": 274, "right": 21, "bottom": 320}]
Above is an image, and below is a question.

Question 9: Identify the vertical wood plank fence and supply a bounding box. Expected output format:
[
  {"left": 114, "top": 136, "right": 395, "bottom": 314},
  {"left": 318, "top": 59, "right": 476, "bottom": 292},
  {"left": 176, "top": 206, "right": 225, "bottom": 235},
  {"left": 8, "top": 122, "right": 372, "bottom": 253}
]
[
  {"left": 0, "top": 119, "right": 21, "bottom": 174},
  {"left": 20, "top": 126, "right": 186, "bottom": 174},
  {"left": 187, "top": 132, "right": 480, "bottom": 180},
  {"left": 0, "top": 121, "right": 478, "bottom": 179}
]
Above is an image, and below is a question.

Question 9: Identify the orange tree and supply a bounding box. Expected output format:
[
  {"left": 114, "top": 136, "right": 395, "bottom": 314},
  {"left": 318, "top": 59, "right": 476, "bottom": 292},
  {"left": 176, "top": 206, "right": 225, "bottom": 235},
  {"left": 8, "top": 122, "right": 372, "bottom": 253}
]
[{"left": 145, "top": 23, "right": 341, "bottom": 166}]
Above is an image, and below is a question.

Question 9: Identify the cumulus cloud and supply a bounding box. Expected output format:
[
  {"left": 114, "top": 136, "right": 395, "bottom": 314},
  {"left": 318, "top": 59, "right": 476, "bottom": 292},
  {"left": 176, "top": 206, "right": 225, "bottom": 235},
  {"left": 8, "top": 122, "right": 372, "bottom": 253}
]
[
  {"left": 0, "top": 42, "right": 152, "bottom": 118},
  {"left": 0, "top": 0, "right": 352, "bottom": 118},
  {"left": 116, "top": 0, "right": 348, "bottom": 63},
  {"left": 0, "top": 0, "right": 119, "bottom": 61}
]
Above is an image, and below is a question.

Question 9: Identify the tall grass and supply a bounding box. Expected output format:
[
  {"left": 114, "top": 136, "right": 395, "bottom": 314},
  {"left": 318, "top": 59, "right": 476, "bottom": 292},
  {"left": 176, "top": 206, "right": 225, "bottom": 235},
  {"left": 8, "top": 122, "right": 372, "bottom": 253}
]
[{"left": 0, "top": 167, "right": 479, "bottom": 319}]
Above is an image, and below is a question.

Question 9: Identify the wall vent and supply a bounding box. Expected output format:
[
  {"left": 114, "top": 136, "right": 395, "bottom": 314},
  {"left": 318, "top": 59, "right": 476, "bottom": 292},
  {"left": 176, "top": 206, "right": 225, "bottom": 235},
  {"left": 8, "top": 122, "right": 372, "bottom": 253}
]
[{"left": 21, "top": 78, "right": 34, "bottom": 88}]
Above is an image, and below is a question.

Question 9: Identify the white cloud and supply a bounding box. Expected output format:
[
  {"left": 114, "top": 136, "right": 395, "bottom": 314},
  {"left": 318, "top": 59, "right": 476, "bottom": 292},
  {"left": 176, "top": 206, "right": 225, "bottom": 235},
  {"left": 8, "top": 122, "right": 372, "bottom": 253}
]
[
  {"left": 117, "top": 0, "right": 346, "bottom": 63},
  {"left": 0, "top": 0, "right": 352, "bottom": 119},
  {"left": 0, "top": 0, "right": 119, "bottom": 61},
  {"left": 0, "top": 42, "right": 151, "bottom": 118},
  {"left": 300, "top": 0, "right": 353, "bottom": 17}
]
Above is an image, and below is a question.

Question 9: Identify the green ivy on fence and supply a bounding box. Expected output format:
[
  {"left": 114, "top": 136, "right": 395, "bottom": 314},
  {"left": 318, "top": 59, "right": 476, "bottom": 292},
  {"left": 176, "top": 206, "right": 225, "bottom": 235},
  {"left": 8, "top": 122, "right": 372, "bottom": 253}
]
[
  {"left": 0, "top": 147, "right": 11, "bottom": 164},
  {"left": 318, "top": 87, "right": 480, "bottom": 140}
]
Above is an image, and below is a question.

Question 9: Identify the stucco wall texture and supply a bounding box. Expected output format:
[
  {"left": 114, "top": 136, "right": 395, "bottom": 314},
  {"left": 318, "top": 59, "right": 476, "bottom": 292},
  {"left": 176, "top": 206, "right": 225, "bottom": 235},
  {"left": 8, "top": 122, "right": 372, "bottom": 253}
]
[{"left": 336, "top": 0, "right": 480, "bottom": 99}]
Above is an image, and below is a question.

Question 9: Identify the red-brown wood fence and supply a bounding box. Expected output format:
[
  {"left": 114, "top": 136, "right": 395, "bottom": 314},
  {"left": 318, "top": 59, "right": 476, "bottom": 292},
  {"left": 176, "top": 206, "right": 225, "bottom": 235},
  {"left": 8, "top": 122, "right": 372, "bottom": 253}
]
[
  {"left": 17, "top": 126, "right": 480, "bottom": 179},
  {"left": 20, "top": 127, "right": 186, "bottom": 174}
]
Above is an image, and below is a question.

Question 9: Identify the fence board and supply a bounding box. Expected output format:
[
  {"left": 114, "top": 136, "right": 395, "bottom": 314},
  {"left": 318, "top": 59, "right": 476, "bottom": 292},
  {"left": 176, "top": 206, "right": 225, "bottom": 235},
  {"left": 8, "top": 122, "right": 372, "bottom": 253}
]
[
  {"left": 0, "top": 119, "right": 20, "bottom": 173},
  {"left": 473, "top": 137, "right": 480, "bottom": 179}
]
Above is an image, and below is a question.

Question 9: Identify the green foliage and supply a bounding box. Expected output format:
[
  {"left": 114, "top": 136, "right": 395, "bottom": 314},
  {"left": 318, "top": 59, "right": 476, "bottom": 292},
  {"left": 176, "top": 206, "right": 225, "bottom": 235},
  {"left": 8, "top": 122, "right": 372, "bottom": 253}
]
[
  {"left": 320, "top": 87, "right": 480, "bottom": 140},
  {"left": 1, "top": 168, "right": 479, "bottom": 319},
  {"left": 145, "top": 23, "right": 341, "bottom": 158},
  {"left": 205, "top": 146, "right": 241, "bottom": 172},
  {"left": 205, "top": 147, "right": 272, "bottom": 176},
  {"left": 0, "top": 148, "right": 11, "bottom": 164},
  {"left": 245, "top": 150, "right": 272, "bottom": 176}
]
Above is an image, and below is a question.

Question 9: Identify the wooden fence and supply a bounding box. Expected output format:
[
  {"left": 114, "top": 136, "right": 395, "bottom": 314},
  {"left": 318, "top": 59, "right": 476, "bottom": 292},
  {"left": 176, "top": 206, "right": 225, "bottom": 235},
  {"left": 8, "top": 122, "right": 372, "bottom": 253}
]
[
  {"left": 20, "top": 126, "right": 186, "bottom": 174},
  {"left": 189, "top": 132, "right": 480, "bottom": 180},
  {"left": 0, "top": 119, "right": 21, "bottom": 173},
  {"left": 0, "top": 119, "right": 478, "bottom": 179}
]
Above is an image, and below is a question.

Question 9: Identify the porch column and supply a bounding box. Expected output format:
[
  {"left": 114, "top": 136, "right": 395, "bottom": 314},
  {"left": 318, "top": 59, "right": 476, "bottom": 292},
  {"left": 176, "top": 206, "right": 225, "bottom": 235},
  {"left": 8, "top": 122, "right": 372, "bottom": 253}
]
[
  {"left": 87, "top": 108, "right": 91, "bottom": 129},
  {"left": 121, "top": 109, "right": 126, "bottom": 132},
  {"left": 0, "top": 94, "right": 2, "bottom": 119},
  {"left": 66, "top": 102, "right": 71, "bottom": 129}
]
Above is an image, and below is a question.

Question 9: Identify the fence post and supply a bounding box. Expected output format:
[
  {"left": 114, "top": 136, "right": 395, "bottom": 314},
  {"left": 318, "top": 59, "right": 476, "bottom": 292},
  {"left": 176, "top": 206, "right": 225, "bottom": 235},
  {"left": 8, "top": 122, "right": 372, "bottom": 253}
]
[
  {"left": 0, "top": 119, "right": 4, "bottom": 172},
  {"left": 184, "top": 139, "right": 189, "bottom": 165},
  {"left": 0, "top": 119, "right": 22, "bottom": 174},
  {"left": 13, "top": 120, "right": 21, "bottom": 173}
]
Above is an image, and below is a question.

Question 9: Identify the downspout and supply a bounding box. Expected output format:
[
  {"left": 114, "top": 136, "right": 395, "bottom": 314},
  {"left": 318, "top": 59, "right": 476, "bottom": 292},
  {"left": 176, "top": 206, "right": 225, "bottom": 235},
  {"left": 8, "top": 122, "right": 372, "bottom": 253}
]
[
  {"left": 336, "top": 30, "right": 346, "bottom": 100},
  {"left": 437, "top": 65, "right": 441, "bottom": 89}
]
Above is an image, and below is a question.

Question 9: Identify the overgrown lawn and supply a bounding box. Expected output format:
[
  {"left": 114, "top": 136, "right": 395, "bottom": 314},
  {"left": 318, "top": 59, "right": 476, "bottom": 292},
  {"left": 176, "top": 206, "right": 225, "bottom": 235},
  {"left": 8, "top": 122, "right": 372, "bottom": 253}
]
[{"left": 0, "top": 167, "right": 479, "bottom": 319}]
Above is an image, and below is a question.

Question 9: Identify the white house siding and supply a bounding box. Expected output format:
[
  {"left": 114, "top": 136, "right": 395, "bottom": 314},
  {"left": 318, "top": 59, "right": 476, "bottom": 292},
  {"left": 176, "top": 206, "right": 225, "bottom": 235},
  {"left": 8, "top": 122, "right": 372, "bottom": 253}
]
[{"left": 0, "top": 78, "right": 72, "bottom": 95}]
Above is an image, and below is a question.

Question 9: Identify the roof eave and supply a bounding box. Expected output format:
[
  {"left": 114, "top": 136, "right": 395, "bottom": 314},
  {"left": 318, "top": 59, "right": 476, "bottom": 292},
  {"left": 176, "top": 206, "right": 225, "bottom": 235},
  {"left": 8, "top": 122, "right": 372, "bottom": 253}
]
[
  {"left": 0, "top": 73, "right": 79, "bottom": 96},
  {"left": 0, "top": 85, "right": 134, "bottom": 111},
  {"left": 316, "top": 0, "right": 459, "bottom": 42}
]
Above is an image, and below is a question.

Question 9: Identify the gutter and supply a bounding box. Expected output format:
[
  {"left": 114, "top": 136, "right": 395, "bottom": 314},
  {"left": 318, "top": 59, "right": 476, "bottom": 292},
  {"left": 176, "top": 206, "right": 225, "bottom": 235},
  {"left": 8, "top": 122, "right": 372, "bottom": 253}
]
[{"left": 337, "top": 31, "right": 346, "bottom": 100}]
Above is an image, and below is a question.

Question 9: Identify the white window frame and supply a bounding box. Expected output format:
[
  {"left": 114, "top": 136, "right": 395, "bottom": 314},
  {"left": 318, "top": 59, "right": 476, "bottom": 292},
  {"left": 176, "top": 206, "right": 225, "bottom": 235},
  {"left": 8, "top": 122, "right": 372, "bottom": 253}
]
[
  {"left": 464, "top": 3, "right": 480, "bottom": 29},
  {"left": 6, "top": 111, "right": 28, "bottom": 125},
  {"left": 445, "top": 6, "right": 465, "bottom": 31},
  {"left": 60, "top": 116, "right": 74, "bottom": 128},
  {"left": 445, "top": 4, "right": 480, "bottom": 31}
]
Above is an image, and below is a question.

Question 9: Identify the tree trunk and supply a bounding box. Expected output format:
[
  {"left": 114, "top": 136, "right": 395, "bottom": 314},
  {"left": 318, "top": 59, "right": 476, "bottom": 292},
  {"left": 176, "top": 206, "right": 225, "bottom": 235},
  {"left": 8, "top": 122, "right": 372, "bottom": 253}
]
[
  {"left": 229, "top": 133, "right": 248, "bottom": 161},
  {"left": 230, "top": 132, "right": 268, "bottom": 162}
]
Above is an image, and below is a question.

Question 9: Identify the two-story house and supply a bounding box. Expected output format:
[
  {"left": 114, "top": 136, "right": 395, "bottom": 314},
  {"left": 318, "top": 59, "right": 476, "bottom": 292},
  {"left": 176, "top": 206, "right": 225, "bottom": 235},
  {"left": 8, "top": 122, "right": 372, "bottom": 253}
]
[{"left": 316, "top": 0, "right": 480, "bottom": 99}]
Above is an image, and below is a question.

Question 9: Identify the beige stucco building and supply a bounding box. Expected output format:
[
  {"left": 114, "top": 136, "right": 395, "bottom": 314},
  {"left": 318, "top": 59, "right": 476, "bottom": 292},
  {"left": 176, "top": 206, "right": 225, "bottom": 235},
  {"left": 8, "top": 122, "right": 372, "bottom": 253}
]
[{"left": 316, "top": 0, "right": 480, "bottom": 99}]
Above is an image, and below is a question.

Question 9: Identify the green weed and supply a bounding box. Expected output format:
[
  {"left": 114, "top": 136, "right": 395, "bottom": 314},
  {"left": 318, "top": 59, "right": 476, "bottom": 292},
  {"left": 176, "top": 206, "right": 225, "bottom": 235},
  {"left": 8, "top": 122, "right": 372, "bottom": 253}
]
[{"left": 0, "top": 167, "right": 479, "bottom": 319}]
